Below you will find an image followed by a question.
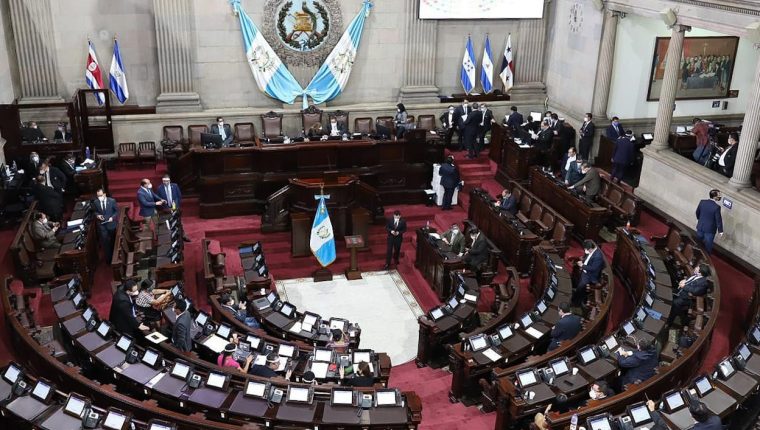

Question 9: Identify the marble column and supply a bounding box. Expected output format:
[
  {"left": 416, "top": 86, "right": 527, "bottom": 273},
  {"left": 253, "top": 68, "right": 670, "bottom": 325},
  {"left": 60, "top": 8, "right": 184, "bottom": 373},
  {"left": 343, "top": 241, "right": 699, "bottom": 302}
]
[
  {"left": 510, "top": 0, "right": 549, "bottom": 100},
  {"left": 591, "top": 10, "right": 621, "bottom": 120},
  {"left": 153, "top": 0, "right": 202, "bottom": 112},
  {"left": 729, "top": 44, "right": 760, "bottom": 188},
  {"left": 398, "top": 0, "right": 439, "bottom": 104},
  {"left": 8, "top": 0, "right": 61, "bottom": 102},
  {"left": 651, "top": 24, "right": 689, "bottom": 150}
]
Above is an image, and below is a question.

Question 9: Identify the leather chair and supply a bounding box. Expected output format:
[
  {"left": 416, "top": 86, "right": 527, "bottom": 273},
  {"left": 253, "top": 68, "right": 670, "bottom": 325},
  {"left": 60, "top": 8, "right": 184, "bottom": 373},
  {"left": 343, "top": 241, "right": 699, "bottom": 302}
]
[
  {"left": 329, "top": 110, "right": 350, "bottom": 130},
  {"left": 516, "top": 195, "right": 533, "bottom": 224},
  {"left": 187, "top": 125, "right": 208, "bottom": 148},
  {"left": 417, "top": 115, "right": 436, "bottom": 131},
  {"left": 376, "top": 116, "right": 395, "bottom": 135},
  {"left": 301, "top": 105, "right": 323, "bottom": 132},
  {"left": 117, "top": 142, "right": 137, "bottom": 165},
  {"left": 261, "top": 111, "right": 283, "bottom": 139},
  {"left": 234, "top": 123, "right": 257, "bottom": 146},
  {"left": 162, "top": 126, "right": 184, "bottom": 144},
  {"left": 354, "top": 117, "right": 373, "bottom": 135},
  {"left": 138, "top": 142, "right": 156, "bottom": 165}
]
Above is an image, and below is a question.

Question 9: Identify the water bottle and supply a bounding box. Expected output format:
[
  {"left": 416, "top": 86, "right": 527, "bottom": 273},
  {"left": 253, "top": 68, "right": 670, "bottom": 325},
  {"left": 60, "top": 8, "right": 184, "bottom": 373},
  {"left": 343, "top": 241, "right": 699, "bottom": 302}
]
[
  {"left": 570, "top": 413, "right": 578, "bottom": 430},
  {"left": 85, "top": 146, "right": 91, "bottom": 160},
  {"left": 425, "top": 220, "right": 430, "bottom": 231}
]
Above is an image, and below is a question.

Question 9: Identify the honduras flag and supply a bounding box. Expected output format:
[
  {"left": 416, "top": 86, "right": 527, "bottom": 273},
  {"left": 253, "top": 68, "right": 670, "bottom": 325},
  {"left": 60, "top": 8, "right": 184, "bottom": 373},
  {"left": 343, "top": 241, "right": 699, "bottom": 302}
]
[
  {"left": 480, "top": 35, "right": 494, "bottom": 93},
  {"left": 310, "top": 195, "right": 336, "bottom": 267},
  {"left": 303, "top": 1, "right": 372, "bottom": 108},
  {"left": 460, "top": 36, "right": 476, "bottom": 94},
  {"left": 230, "top": 0, "right": 303, "bottom": 104},
  {"left": 109, "top": 39, "right": 129, "bottom": 104}
]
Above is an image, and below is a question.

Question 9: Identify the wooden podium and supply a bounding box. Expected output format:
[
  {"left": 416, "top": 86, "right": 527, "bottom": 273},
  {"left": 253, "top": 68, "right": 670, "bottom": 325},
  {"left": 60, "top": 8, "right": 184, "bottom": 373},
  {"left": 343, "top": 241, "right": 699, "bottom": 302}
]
[{"left": 344, "top": 235, "right": 364, "bottom": 280}]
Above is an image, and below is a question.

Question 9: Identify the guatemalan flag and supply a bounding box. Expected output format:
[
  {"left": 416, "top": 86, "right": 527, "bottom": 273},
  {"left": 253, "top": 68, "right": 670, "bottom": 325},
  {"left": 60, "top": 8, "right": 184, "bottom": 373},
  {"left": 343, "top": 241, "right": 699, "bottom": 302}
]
[
  {"left": 109, "top": 39, "right": 129, "bottom": 104},
  {"left": 460, "top": 36, "right": 476, "bottom": 94},
  {"left": 499, "top": 34, "right": 514, "bottom": 91},
  {"left": 304, "top": 1, "right": 372, "bottom": 108},
  {"left": 310, "top": 194, "right": 336, "bottom": 267},
  {"left": 480, "top": 35, "right": 493, "bottom": 93},
  {"left": 230, "top": 0, "right": 303, "bottom": 104},
  {"left": 85, "top": 40, "right": 105, "bottom": 105}
]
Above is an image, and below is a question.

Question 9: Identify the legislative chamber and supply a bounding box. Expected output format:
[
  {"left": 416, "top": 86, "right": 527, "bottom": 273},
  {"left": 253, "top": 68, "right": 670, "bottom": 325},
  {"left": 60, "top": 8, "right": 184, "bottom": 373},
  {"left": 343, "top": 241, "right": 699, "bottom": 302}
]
[{"left": 1, "top": 1, "right": 760, "bottom": 429}]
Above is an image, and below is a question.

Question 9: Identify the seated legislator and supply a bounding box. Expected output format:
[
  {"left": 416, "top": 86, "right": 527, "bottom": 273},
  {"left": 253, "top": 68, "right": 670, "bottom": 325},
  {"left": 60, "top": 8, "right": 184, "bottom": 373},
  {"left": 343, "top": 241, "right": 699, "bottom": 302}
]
[
  {"left": 548, "top": 302, "right": 582, "bottom": 351},
  {"left": 587, "top": 380, "right": 614, "bottom": 402},
  {"left": 210, "top": 116, "right": 234, "bottom": 147},
  {"left": 32, "top": 176, "right": 64, "bottom": 222},
  {"left": 219, "top": 343, "right": 254, "bottom": 374},
  {"left": 110, "top": 280, "right": 149, "bottom": 338},
  {"left": 53, "top": 123, "right": 72, "bottom": 141},
  {"left": 339, "top": 361, "right": 374, "bottom": 387},
  {"left": 326, "top": 117, "right": 347, "bottom": 137},
  {"left": 463, "top": 228, "right": 488, "bottom": 272},
  {"left": 568, "top": 162, "right": 601, "bottom": 201},
  {"left": 171, "top": 299, "right": 192, "bottom": 352},
  {"left": 572, "top": 240, "right": 605, "bottom": 306},
  {"left": 21, "top": 121, "right": 46, "bottom": 141},
  {"left": 688, "top": 399, "right": 722, "bottom": 430},
  {"left": 565, "top": 158, "right": 585, "bottom": 186},
  {"left": 715, "top": 132, "right": 738, "bottom": 177},
  {"left": 667, "top": 264, "right": 711, "bottom": 325},
  {"left": 441, "top": 223, "right": 465, "bottom": 254},
  {"left": 560, "top": 147, "right": 577, "bottom": 180},
  {"left": 220, "top": 293, "right": 260, "bottom": 329},
  {"left": 495, "top": 189, "right": 518, "bottom": 216},
  {"left": 249, "top": 352, "right": 292, "bottom": 380},
  {"left": 327, "top": 329, "right": 348, "bottom": 350},
  {"left": 31, "top": 211, "right": 61, "bottom": 251},
  {"left": 616, "top": 339, "right": 658, "bottom": 387},
  {"left": 307, "top": 123, "right": 328, "bottom": 140}
]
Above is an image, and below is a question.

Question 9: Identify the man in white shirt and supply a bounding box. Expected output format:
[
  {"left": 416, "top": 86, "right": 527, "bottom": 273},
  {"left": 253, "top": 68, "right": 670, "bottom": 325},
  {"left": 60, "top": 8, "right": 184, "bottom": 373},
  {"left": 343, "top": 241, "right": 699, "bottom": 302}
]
[
  {"left": 716, "top": 133, "right": 738, "bottom": 177},
  {"left": 439, "top": 105, "right": 461, "bottom": 149},
  {"left": 327, "top": 117, "right": 346, "bottom": 137},
  {"left": 210, "top": 116, "right": 234, "bottom": 147}
]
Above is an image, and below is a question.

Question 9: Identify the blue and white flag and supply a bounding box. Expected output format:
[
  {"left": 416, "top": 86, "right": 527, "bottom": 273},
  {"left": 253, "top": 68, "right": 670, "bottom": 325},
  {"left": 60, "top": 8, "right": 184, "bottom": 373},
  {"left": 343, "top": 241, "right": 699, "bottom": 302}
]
[
  {"left": 303, "top": 1, "right": 372, "bottom": 108},
  {"left": 109, "top": 39, "right": 129, "bottom": 104},
  {"left": 480, "top": 35, "right": 493, "bottom": 94},
  {"left": 310, "top": 194, "right": 336, "bottom": 267},
  {"left": 460, "top": 36, "right": 476, "bottom": 94},
  {"left": 230, "top": 0, "right": 303, "bottom": 104}
]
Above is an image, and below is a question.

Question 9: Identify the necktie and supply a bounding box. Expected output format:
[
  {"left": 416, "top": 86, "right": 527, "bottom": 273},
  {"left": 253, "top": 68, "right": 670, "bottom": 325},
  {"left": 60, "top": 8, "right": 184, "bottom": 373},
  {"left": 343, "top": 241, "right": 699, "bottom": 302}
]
[
  {"left": 219, "top": 126, "right": 226, "bottom": 140},
  {"left": 166, "top": 185, "right": 173, "bottom": 206},
  {"left": 480, "top": 112, "right": 485, "bottom": 126},
  {"left": 102, "top": 199, "right": 105, "bottom": 212},
  {"left": 394, "top": 220, "right": 398, "bottom": 229}
]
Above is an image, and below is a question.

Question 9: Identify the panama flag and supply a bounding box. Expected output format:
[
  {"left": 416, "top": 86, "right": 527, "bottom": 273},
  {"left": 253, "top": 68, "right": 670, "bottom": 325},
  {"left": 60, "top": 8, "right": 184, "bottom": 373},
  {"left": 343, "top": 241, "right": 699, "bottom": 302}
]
[
  {"left": 481, "top": 35, "right": 494, "bottom": 93},
  {"left": 109, "top": 39, "right": 129, "bottom": 104},
  {"left": 303, "top": 1, "right": 372, "bottom": 108},
  {"left": 230, "top": 0, "right": 303, "bottom": 104},
  {"left": 310, "top": 194, "right": 336, "bottom": 267},
  {"left": 460, "top": 36, "right": 476, "bottom": 94},
  {"left": 85, "top": 40, "right": 105, "bottom": 105},
  {"left": 499, "top": 34, "right": 514, "bottom": 91}
]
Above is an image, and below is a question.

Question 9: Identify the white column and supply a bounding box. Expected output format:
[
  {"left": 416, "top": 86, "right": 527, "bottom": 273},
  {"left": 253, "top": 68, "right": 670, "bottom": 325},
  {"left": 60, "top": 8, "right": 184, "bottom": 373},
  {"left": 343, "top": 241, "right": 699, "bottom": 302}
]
[
  {"left": 651, "top": 24, "right": 689, "bottom": 150},
  {"left": 729, "top": 44, "right": 760, "bottom": 188},
  {"left": 591, "top": 10, "right": 621, "bottom": 120},
  {"left": 398, "top": 0, "right": 439, "bottom": 103},
  {"left": 510, "top": 0, "right": 549, "bottom": 99}
]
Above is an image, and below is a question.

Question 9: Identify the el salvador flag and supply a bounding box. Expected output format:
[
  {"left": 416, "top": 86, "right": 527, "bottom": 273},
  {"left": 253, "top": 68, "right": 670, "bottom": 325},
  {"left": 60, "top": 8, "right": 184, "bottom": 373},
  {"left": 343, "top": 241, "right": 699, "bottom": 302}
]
[
  {"left": 109, "top": 39, "right": 129, "bottom": 104},
  {"left": 230, "top": 0, "right": 303, "bottom": 104},
  {"left": 310, "top": 195, "right": 336, "bottom": 267},
  {"left": 480, "top": 35, "right": 493, "bottom": 94},
  {"left": 303, "top": 1, "right": 372, "bottom": 108},
  {"left": 460, "top": 36, "right": 476, "bottom": 94}
]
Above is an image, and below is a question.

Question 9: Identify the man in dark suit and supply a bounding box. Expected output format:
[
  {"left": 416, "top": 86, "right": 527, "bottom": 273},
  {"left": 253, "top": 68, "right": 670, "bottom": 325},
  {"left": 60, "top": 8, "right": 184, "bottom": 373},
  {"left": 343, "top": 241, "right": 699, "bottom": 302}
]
[
  {"left": 58, "top": 153, "right": 79, "bottom": 196},
  {"left": 688, "top": 401, "right": 722, "bottom": 430},
  {"left": 495, "top": 189, "right": 518, "bottom": 216},
  {"left": 453, "top": 99, "right": 470, "bottom": 131},
  {"left": 668, "top": 264, "right": 711, "bottom": 325},
  {"left": 573, "top": 240, "right": 605, "bottom": 306},
  {"left": 504, "top": 106, "right": 524, "bottom": 132},
  {"left": 171, "top": 299, "right": 192, "bottom": 352},
  {"left": 460, "top": 102, "right": 483, "bottom": 159},
  {"left": 695, "top": 189, "right": 724, "bottom": 254},
  {"left": 578, "top": 113, "right": 595, "bottom": 161},
  {"left": 92, "top": 188, "right": 118, "bottom": 262},
  {"left": 156, "top": 174, "right": 182, "bottom": 210},
  {"left": 53, "top": 123, "right": 72, "bottom": 141},
  {"left": 384, "top": 210, "right": 406, "bottom": 269},
  {"left": 438, "top": 156, "right": 461, "bottom": 210},
  {"left": 220, "top": 293, "right": 260, "bottom": 329},
  {"left": 210, "top": 116, "right": 234, "bottom": 147},
  {"left": 24, "top": 152, "right": 42, "bottom": 185},
  {"left": 32, "top": 176, "right": 64, "bottom": 222},
  {"left": 560, "top": 147, "right": 578, "bottom": 179},
  {"left": 617, "top": 339, "right": 658, "bottom": 387},
  {"left": 549, "top": 113, "right": 563, "bottom": 135},
  {"left": 605, "top": 116, "right": 625, "bottom": 140},
  {"left": 463, "top": 228, "right": 489, "bottom": 272},
  {"left": 569, "top": 163, "right": 601, "bottom": 201},
  {"left": 439, "top": 105, "right": 460, "bottom": 149},
  {"left": 611, "top": 130, "right": 636, "bottom": 183},
  {"left": 325, "top": 117, "right": 347, "bottom": 137},
  {"left": 565, "top": 158, "right": 585, "bottom": 186},
  {"left": 534, "top": 120, "right": 554, "bottom": 151},
  {"left": 548, "top": 302, "right": 582, "bottom": 351},
  {"left": 716, "top": 132, "right": 738, "bottom": 177},
  {"left": 441, "top": 223, "right": 465, "bottom": 254},
  {"left": 137, "top": 178, "right": 166, "bottom": 230},
  {"left": 476, "top": 103, "right": 494, "bottom": 157},
  {"left": 21, "top": 121, "right": 46, "bottom": 141},
  {"left": 38, "top": 161, "right": 66, "bottom": 193},
  {"left": 109, "top": 281, "right": 149, "bottom": 339}
]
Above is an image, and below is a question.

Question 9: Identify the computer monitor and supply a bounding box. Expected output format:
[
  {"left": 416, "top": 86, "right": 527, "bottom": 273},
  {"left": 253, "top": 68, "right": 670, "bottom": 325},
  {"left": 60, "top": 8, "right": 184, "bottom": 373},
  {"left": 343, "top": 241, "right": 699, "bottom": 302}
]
[
  {"left": 642, "top": 133, "right": 654, "bottom": 140},
  {"left": 72, "top": 292, "right": 84, "bottom": 308},
  {"left": 3, "top": 363, "right": 21, "bottom": 384},
  {"left": 718, "top": 359, "right": 736, "bottom": 379},
  {"left": 627, "top": 402, "right": 652, "bottom": 426},
  {"left": 200, "top": 132, "right": 223, "bottom": 149},
  {"left": 695, "top": 376, "right": 712, "bottom": 396},
  {"left": 303, "top": 312, "right": 319, "bottom": 327},
  {"left": 287, "top": 386, "right": 313, "bottom": 403},
  {"left": 82, "top": 307, "right": 95, "bottom": 322},
  {"left": 195, "top": 312, "right": 209, "bottom": 327},
  {"left": 147, "top": 420, "right": 176, "bottom": 430},
  {"left": 664, "top": 391, "right": 685, "bottom": 411},
  {"left": 103, "top": 409, "right": 130, "bottom": 430},
  {"left": 536, "top": 300, "right": 547, "bottom": 314},
  {"left": 549, "top": 359, "right": 570, "bottom": 376},
  {"left": 603, "top": 335, "right": 619, "bottom": 351},
  {"left": 529, "top": 112, "right": 543, "bottom": 122},
  {"left": 676, "top": 126, "right": 686, "bottom": 133},
  {"left": 353, "top": 350, "right": 372, "bottom": 364},
  {"left": 171, "top": 361, "right": 191, "bottom": 380},
  {"left": 266, "top": 291, "right": 277, "bottom": 304},
  {"left": 635, "top": 307, "right": 647, "bottom": 323},
  {"left": 314, "top": 348, "right": 333, "bottom": 363},
  {"left": 278, "top": 344, "right": 295, "bottom": 358},
  {"left": 516, "top": 369, "right": 538, "bottom": 388},
  {"left": 244, "top": 381, "right": 268, "bottom": 398},
  {"left": 622, "top": 321, "right": 636, "bottom": 336},
  {"left": 142, "top": 349, "right": 160, "bottom": 368},
  {"left": 375, "top": 389, "right": 400, "bottom": 407},
  {"left": 587, "top": 415, "right": 612, "bottom": 430},
  {"left": 116, "top": 335, "right": 133, "bottom": 352},
  {"left": 430, "top": 307, "right": 445, "bottom": 320},
  {"left": 216, "top": 323, "right": 232, "bottom": 340},
  {"left": 738, "top": 343, "right": 752, "bottom": 361},
  {"left": 280, "top": 302, "right": 295, "bottom": 318},
  {"left": 578, "top": 346, "right": 597, "bottom": 365},
  {"left": 331, "top": 388, "right": 355, "bottom": 406},
  {"left": 96, "top": 321, "right": 112, "bottom": 338},
  {"left": 545, "top": 286, "right": 556, "bottom": 301},
  {"left": 64, "top": 394, "right": 88, "bottom": 417},
  {"left": 447, "top": 296, "right": 459, "bottom": 309},
  {"left": 31, "top": 380, "right": 54, "bottom": 403},
  {"left": 468, "top": 334, "right": 489, "bottom": 352},
  {"left": 520, "top": 313, "right": 534, "bottom": 329},
  {"left": 246, "top": 335, "right": 262, "bottom": 349},
  {"left": 498, "top": 325, "right": 514, "bottom": 340},
  {"left": 644, "top": 293, "right": 654, "bottom": 308},
  {"left": 206, "top": 372, "right": 228, "bottom": 390}
]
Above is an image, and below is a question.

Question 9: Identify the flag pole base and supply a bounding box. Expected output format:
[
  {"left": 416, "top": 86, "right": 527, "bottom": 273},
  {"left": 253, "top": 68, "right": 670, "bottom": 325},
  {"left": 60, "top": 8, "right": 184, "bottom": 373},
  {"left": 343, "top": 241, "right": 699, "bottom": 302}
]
[{"left": 313, "top": 268, "right": 333, "bottom": 282}]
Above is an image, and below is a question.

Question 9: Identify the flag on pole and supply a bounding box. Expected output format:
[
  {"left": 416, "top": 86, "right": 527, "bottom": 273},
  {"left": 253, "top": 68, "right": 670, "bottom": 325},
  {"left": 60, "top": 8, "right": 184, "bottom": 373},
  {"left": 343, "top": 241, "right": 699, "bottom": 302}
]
[
  {"left": 499, "top": 34, "right": 514, "bottom": 91},
  {"left": 460, "top": 36, "right": 476, "bottom": 94},
  {"left": 310, "top": 193, "right": 336, "bottom": 267},
  {"left": 85, "top": 40, "right": 105, "bottom": 105},
  {"left": 109, "top": 39, "right": 129, "bottom": 104},
  {"left": 481, "top": 35, "right": 494, "bottom": 94}
]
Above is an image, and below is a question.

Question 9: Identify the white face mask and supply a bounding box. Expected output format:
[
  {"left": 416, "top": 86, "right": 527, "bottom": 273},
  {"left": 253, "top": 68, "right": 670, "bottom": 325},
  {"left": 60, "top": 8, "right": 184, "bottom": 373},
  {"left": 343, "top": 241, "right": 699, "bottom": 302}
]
[
  {"left": 449, "top": 109, "right": 454, "bottom": 114},
  {"left": 589, "top": 389, "right": 598, "bottom": 400},
  {"left": 452, "top": 228, "right": 459, "bottom": 234},
  {"left": 481, "top": 107, "right": 486, "bottom": 111},
  {"left": 99, "top": 196, "right": 106, "bottom": 201},
  {"left": 146, "top": 184, "right": 152, "bottom": 189},
  {"left": 394, "top": 216, "right": 400, "bottom": 223},
  {"left": 32, "top": 156, "right": 39, "bottom": 162},
  {"left": 584, "top": 117, "right": 589, "bottom": 122},
  {"left": 41, "top": 218, "right": 47, "bottom": 224},
  {"left": 218, "top": 121, "right": 224, "bottom": 127},
  {"left": 463, "top": 104, "right": 468, "bottom": 109}
]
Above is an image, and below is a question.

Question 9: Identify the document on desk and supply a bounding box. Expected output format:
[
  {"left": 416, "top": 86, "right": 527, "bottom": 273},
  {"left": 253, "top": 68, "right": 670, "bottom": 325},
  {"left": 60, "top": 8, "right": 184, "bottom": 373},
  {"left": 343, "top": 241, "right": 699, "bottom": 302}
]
[
  {"left": 202, "top": 335, "right": 228, "bottom": 354},
  {"left": 311, "top": 362, "right": 329, "bottom": 379},
  {"left": 145, "top": 332, "right": 168, "bottom": 344},
  {"left": 146, "top": 372, "right": 167, "bottom": 389},
  {"left": 482, "top": 348, "right": 502, "bottom": 362},
  {"left": 525, "top": 327, "right": 544, "bottom": 339},
  {"left": 289, "top": 321, "right": 303, "bottom": 333}
]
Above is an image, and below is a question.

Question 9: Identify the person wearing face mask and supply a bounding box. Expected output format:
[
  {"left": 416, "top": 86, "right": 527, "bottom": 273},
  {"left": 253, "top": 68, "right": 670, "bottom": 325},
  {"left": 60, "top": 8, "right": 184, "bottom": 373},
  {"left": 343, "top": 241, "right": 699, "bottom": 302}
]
[
  {"left": 109, "top": 280, "right": 150, "bottom": 338},
  {"left": 53, "top": 123, "right": 72, "bottom": 141},
  {"left": 441, "top": 223, "right": 465, "bottom": 254},
  {"left": 38, "top": 161, "right": 66, "bottom": 193},
  {"left": 495, "top": 189, "right": 518, "bottom": 215},
  {"left": 461, "top": 102, "right": 483, "bottom": 159},
  {"left": 384, "top": 210, "right": 407, "bottom": 269},
  {"left": 587, "top": 380, "right": 614, "bottom": 402},
  {"left": 504, "top": 106, "right": 524, "bottom": 132},
  {"left": 463, "top": 228, "right": 488, "bottom": 272},
  {"left": 578, "top": 113, "right": 595, "bottom": 161},
  {"left": 326, "top": 116, "right": 347, "bottom": 137},
  {"left": 695, "top": 189, "right": 724, "bottom": 254},
  {"left": 438, "top": 156, "right": 461, "bottom": 210},
  {"left": 560, "top": 147, "right": 577, "bottom": 179},
  {"left": 137, "top": 178, "right": 166, "bottom": 231},
  {"left": 605, "top": 116, "right": 625, "bottom": 140},
  {"left": 439, "top": 105, "right": 461, "bottom": 150},
  {"left": 25, "top": 151, "right": 42, "bottom": 181},
  {"left": 92, "top": 188, "right": 118, "bottom": 262},
  {"left": 393, "top": 103, "right": 409, "bottom": 139},
  {"left": 475, "top": 103, "right": 494, "bottom": 157},
  {"left": 31, "top": 211, "right": 61, "bottom": 250},
  {"left": 572, "top": 240, "right": 605, "bottom": 306},
  {"left": 565, "top": 157, "right": 585, "bottom": 186},
  {"left": 210, "top": 116, "right": 234, "bottom": 147},
  {"left": 58, "top": 153, "right": 79, "bottom": 196},
  {"left": 31, "top": 176, "right": 64, "bottom": 221}
]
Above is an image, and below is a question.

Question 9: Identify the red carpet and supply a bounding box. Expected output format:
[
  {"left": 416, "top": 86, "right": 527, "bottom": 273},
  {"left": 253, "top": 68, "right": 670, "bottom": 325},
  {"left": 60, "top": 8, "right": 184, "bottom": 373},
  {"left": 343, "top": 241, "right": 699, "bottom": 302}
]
[{"left": 0, "top": 152, "right": 754, "bottom": 429}]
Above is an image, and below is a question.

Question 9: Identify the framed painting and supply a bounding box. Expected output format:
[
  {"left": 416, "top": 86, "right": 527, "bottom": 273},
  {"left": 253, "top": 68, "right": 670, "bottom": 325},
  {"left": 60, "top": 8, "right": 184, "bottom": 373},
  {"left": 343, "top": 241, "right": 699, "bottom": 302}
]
[{"left": 647, "top": 36, "right": 739, "bottom": 101}]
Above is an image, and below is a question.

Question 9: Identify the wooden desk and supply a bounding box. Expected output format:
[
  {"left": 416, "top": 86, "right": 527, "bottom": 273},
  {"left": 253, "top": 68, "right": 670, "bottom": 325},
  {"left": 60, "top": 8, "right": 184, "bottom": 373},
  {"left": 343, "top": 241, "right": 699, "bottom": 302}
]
[
  {"left": 528, "top": 167, "right": 610, "bottom": 241},
  {"left": 73, "top": 159, "right": 108, "bottom": 197},
  {"left": 414, "top": 228, "right": 465, "bottom": 300},
  {"left": 492, "top": 124, "right": 540, "bottom": 185},
  {"left": 669, "top": 133, "right": 697, "bottom": 156}
]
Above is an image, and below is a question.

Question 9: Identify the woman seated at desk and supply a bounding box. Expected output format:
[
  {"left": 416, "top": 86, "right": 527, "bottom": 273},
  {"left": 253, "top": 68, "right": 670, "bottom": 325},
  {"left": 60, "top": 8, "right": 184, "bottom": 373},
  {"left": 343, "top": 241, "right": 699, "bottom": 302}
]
[
  {"left": 134, "top": 279, "right": 172, "bottom": 324},
  {"left": 218, "top": 342, "right": 254, "bottom": 374},
  {"left": 306, "top": 123, "right": 328, "bottom": 140}
]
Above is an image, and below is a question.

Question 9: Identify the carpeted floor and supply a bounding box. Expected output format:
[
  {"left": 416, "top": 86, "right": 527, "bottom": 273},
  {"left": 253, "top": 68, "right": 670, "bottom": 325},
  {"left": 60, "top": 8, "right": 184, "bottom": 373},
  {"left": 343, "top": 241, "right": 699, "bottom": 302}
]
[{"left": 0, "top": 150, "right": 755, "bottom": 430}]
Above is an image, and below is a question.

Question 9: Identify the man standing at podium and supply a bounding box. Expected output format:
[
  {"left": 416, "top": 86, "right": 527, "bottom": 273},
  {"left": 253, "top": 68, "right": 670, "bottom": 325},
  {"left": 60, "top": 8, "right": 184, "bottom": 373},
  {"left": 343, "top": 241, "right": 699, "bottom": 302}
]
[{"left": 384, "top": 210, "right": 406, "bottom": 269}]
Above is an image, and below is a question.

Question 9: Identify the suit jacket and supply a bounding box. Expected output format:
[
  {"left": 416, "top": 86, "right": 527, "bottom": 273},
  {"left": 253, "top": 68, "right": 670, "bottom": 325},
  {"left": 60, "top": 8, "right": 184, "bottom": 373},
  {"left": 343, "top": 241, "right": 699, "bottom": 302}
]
[
  {"left": 478, "top": 109, "right": 494, "bottom": 132},
  {"left": 109, "top": 290, "right": 141, "bottom": 338},
  {"left": 549, "top": 314, "right": 582, "bottom": 351},
  {"left": 156, "top": 183, "right": 183, "bottom": 208},
  {"left": 499, "top": 194, "right": 518, "bottom": 216},
  {"left": 222, "top": 304, "right": 248, "bottom": 323},
  {"left": 32, "top": 183, "right": 64, "bottom": 219},
  {"left": 439, "top": 163, "right": 460, "bottom": 189},
  {"left": 454, "top": 105, "right": 471, "bottom": 129},
  {"left": 53, "top": 130, "right": 72, "bottom": 141},
  {"left": 386, "top": 218, "right": 407, "bottom": 242},
  {"left": 618, "top": 348, "right": 658, "bottom": 386},
  {"left": 31, "top": 220, "right": 60, "bottom": 249},
  {"left": 439, "top": 111, "right": 457, "bottom": 130},
  {"left": 442, "top": 229, "right": 465, "bottom": 254},
  {"left": 535, "top": 128, "right": 554, "bottom": 151},
  {"left": 59, "top": 160, "right": 77, "bottom": 182},
  {"left": 612, "top": 136, "right": 635, "bottom": 165},
  {"left": 42, "top": 166, "right": 67, "bottom": 193},
  {"left": 137, "top": 187, "right": 163, "bottom": 217},
  {"left": 325, "top": 121, "right": 347, "bottom": 136},
  {"left": 172, "top": 311, "right": 193, "bottom": 352},
  {"left": 210, "top": 123, "right": 234, "bottom": 145},
  {"left": 674, "top": 275, "right": 710, "bottom": 308},
  {"left": 719, "top": 144, "right": 738, "bottom": 177},
  {"left": 505, "top": 112, "right": 524, "bottom": 131},
  {"left": 565, "top": 161, "right": 584, "bottom": 185},
  {"left": 462, "top": 111, "right": 483, "bottom": 137},
  {"left": 574, "top": 168, "right": 601, "bottom": 198},
  {"left": 605, "top": 123, "right": 625, "bottom": 140},
  {"left": 464, "top": 235, "right": 489, "bottom": 268},
  {"left": 692, "top": 415, "right": 722, "bottom": 430},
  {"left": 92, "top": 197, "right": 119, "bottom": 232},
  {"left": 696, "top": 199, "right": 723, "bottom": 234},
  {"left": 579, "top": 121, "right": 595, "bottom": 141},
  {"left": 578, "top": 249, "right": 605, "bottom": 286}
]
